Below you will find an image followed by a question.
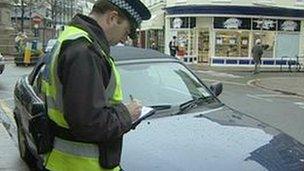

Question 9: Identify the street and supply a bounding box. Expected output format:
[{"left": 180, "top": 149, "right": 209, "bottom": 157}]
[
  {"left": 0, "top": 63, "right": 32, "bottom": 136},
  {"left": 196, "top": 70, "right": 304, "bottom": 144},
  {"left": 0, "top": 63, "right": 31, "bottom": 170},
  {"left": 0, "top": 63, "right": 304, "bottom": 170}
]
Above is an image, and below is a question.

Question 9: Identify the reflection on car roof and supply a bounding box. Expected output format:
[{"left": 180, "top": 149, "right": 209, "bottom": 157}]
[{"left": 110, "top": 46, "right": 176, "bottom": 61}]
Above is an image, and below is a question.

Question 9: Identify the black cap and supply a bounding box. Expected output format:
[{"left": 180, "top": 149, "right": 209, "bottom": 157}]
[{"left": 108, "top": 0, "right": 151, "bottom": 39}]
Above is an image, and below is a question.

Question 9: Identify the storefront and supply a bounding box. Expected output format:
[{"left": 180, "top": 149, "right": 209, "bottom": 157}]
[
  {"left": 137, "top": 5, "right": 165, "bottom": 53},
  {"left": 137, "top": 29, "right": 165, "bottom": 52},
  {"left": 165, "top": 5, "right": 304, "bottom": 66}
]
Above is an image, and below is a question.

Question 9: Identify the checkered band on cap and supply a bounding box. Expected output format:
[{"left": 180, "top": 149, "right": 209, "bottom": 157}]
[{"left": 109, "top": 0, "right": 142, "bottom": 24}]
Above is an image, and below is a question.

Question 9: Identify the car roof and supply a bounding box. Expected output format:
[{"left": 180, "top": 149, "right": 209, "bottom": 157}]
[{"left": 110, "top": 46, "right": 176, "bottom": 61}]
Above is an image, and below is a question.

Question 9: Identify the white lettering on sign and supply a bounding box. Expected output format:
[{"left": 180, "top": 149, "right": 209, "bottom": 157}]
[
  {"left": 281, "top": 20, "right": 298, "bottom": 31},
  {"left": 223, "top": 18, "right": 242, "bottom": 29},
  {"left": 173, "top": 17, "right": 183, "bottom": 29},
  {"left": 254, "top": 19, "right": 275, "bottom": 30}
]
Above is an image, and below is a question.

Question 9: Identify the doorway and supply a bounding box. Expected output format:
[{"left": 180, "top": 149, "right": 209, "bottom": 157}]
[{"left": 197, "top": 28, "right": 210, "bottom": 63}]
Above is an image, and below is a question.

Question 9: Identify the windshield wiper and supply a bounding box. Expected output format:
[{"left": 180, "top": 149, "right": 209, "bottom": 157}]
[
  {"left": 173, "top": 96, "right": 213, "bottom": 115},
  {"left": 149, "top": 105, "right": 172, "bottom": 111}
]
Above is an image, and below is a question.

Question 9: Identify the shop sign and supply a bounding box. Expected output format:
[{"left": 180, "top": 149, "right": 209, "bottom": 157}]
[
  {"left": 278, "top": 20, "right": 300, "bottom": 32},
  {"left": 172, "top": 18, "right": 183, "bottom": 29},
  {"left": 170, "top": 17, "right": 196, "bottom": 29},
  {"left": 223, "top": 18, "right": 242, "bottom": 29},
  {"left": 253, "top": 19, "right": 277, "bottom": 31},
  {"left": 214, "top": 17, "right": 251, "bottom": 30}
]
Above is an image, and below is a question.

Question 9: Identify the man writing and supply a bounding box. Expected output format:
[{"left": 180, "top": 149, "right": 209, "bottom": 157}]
[{"left": 40, "top": 0, "right": 151, "bottom": 170}]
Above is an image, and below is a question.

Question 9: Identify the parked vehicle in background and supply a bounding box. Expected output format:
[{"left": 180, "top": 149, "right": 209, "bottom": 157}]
[{"left": 0, "top": 52, "right": 5, "bottom": 74}]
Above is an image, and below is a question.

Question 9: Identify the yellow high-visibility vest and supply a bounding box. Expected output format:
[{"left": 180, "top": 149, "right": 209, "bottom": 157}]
[{"left": 41, "top": 25, "right": 123, "bottom": 171}]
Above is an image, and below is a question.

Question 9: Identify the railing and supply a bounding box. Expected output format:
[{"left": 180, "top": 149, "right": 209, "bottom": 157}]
[{"left": 280, "top": 55, "right": 304, "bottom": 72}]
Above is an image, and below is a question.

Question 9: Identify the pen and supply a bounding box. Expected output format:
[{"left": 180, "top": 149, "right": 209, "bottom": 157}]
[{"left": 129, "top": 94, "right": 134, "bottom": 101}]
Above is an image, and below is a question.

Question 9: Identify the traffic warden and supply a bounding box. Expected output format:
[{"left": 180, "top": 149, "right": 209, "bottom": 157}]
[{"left": 40, "top": 0, "right": 151, "bottom": 170}]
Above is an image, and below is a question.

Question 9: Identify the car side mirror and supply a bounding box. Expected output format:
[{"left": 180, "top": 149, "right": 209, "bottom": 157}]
[{"left": 210, "top": 82, "right": 223, "bottom": 97}]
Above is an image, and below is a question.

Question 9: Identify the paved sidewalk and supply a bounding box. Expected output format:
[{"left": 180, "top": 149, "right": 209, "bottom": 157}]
[
  {"left": 188, "top": 63, "right": 304, "bottom": 97},
  {"left": 251, "top": 77, "right": 304, "bottom": 97},
  {"left": 0, "top": 124, "right": 29, "bottom": 170},
  {"left": 188, "top": 63, "right": 304, "bottom": 73},
  {"left": 3, "top": 55, "right": 15, "bottom": 62}
]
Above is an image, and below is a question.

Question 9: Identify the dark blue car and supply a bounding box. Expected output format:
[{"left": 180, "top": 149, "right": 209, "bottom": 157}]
[{"left": 14, "top": 46, "right": 304, "bottom": 171}]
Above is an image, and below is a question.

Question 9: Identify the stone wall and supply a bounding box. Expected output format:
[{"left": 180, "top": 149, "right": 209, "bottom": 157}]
[
  {"left": 0, "top": 0, "right": 15, "bottom": 55},
  {"left": 0, "top": 28, "right": 15, "bottom": 55}
]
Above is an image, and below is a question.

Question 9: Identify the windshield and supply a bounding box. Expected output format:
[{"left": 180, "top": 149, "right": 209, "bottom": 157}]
[{"left": 118, "top": 62, "right": 212, "bottom": 107}]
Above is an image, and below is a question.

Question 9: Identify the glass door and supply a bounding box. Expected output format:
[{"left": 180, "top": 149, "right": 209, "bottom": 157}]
[{"left": 197, "top": 28, "right": 210, "bottom": 63}]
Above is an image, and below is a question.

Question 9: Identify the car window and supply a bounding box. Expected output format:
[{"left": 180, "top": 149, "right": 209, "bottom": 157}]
[
  {"left": 45, "top": 39, "right": 57, "bottom": 52},
  {"left": 118, "top": 62, "right": 212, "bottom": 107}
]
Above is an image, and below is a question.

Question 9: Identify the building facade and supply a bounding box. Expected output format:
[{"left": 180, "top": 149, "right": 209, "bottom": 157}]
[
  {"left": 0, "top": 0, "right": 15, "bottom": 54},
  {"left": 138, "top": 0, "right": 166, "bottom": 52},
  {"left": 11, "top": 0, "right": 89, "bottom": 49},
  {"left": 159, "top": 0, "right": 304, "bottom": 66}
]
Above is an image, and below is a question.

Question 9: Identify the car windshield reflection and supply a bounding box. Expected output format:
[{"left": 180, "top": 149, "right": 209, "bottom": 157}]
[{"left": 118, "top": 62, "right": 213, "bottom": 112}]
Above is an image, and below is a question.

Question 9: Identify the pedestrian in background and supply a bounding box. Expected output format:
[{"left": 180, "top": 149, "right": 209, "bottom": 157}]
[
  {"left": 252, "top": 39, "right": 263, "bottom": 74},
  {"left": 151, "top": 41, "right": 157, "bottom": 50},
  {"left": 169, "top": 36, "right": 177, "bottom": 56},
  {"left": 14, "top": 32, "right": 27, "bottom": 56}
]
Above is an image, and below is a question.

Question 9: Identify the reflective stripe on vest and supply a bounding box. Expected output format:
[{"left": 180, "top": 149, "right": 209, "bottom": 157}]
[
  {"left": 53, "top": 137, "right": 99, "bottom": 158},
  {"left": 42, "top": 26, "right": 123, "bottom": 171}
]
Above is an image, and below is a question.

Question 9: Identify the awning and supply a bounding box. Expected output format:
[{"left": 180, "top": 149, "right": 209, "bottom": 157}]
[
  {"left": 140, "top": 12, "right": 165, "bottom": 31},
  {"left": 165, "top": 5, "right": 304, "bottom": 19}
]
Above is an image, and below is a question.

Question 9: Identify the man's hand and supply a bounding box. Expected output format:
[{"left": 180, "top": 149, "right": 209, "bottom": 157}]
[{"left": 125, "top": 99, "right": 142, "bottom": 122}]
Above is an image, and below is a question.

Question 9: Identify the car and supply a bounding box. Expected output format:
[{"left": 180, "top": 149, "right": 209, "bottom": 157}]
[
  {"left": 44, "top": 39, "right": 57, "bottom": 53},
  {"left": 14, "top": 46, "right": 304, "bottom": 171},
  {"left": 0, "top": 52, "right": 5, "bottom": 74}
]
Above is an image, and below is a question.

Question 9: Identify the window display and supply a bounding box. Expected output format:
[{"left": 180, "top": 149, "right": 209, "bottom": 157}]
[
  {"left": 189, "top": 30, "right": 196, "bottom": 56},
  {"left": 167, "top": 16, "right": 302, "bottom": 64},
  {"left": 175, "top": 30, "right": 197, "bottom": 57},
  {"left": 146, "top": 29, "right": 165, "bottom": 52},
  {"left": 176, "top": 30, "right": 188, "bottom": 56},
  {"left": 215, "top": 31, "right": 249, "bottom": 57},
  {"left": 197, "top": 29, "right": 210, "bottom": 62}
]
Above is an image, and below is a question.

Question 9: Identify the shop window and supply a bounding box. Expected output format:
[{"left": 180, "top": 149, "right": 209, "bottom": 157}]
[
  {"left": 176, "top": 30, "right": 196, "bottom": 57},
  {"left": 253, "top": 31, "right": 275, "bottom": 58},
  {"left": 170, "top": 17, "right": 196, "bottom": 29},
  {"left": 215, "top": 31, "right": 250, "bottom": 57},
  {"left": 176, "top": 30, "right": 188, "bottom": 56},
  {"left": 197, "top": 29, "right": 210, "bottom": 63},
  {"left": 147, "top": 29, "right": 165, "bottom": 53}
]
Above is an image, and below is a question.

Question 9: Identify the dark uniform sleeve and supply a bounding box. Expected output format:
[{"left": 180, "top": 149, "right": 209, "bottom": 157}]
[{"left": 58, "top": 38, "right": 132, "bottom": 143}]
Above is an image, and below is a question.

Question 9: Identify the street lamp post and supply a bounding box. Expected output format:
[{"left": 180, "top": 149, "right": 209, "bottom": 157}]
[{"left": 21, "top": 0, "right": 25, "bottom": 32}]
